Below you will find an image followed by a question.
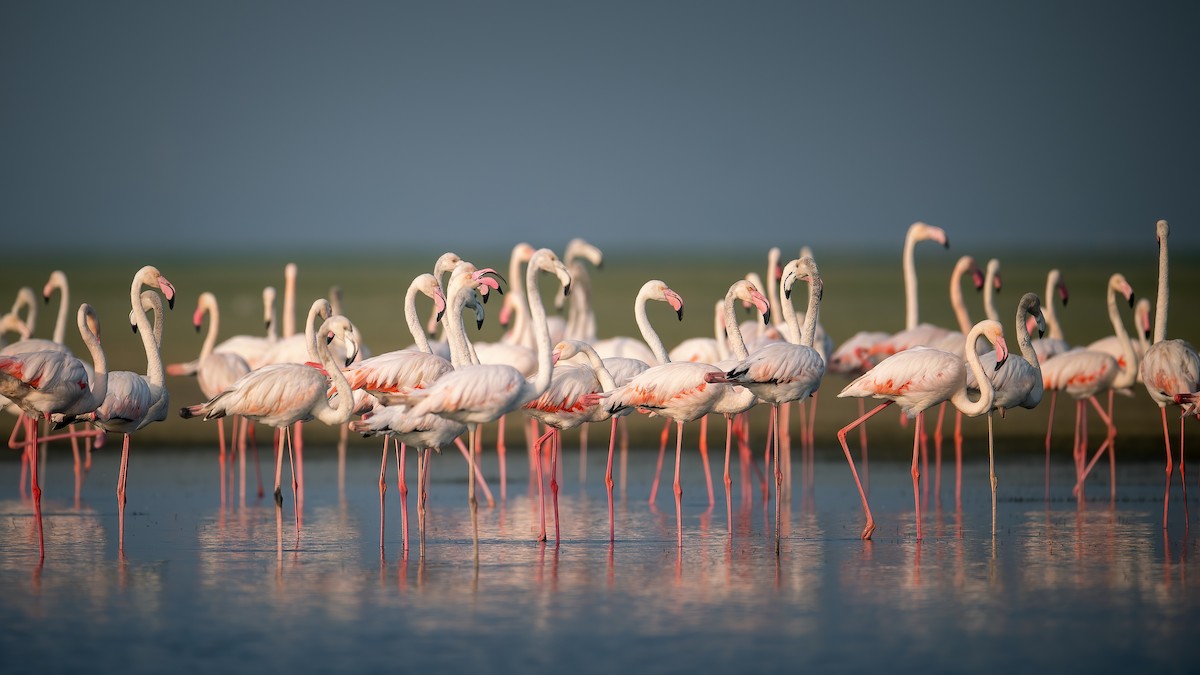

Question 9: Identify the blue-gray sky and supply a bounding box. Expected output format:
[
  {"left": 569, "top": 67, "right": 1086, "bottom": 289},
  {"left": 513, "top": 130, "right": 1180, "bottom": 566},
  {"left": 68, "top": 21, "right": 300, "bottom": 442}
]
[{"left": 2, "top": 1, "right": 1197, "bottom": 256}]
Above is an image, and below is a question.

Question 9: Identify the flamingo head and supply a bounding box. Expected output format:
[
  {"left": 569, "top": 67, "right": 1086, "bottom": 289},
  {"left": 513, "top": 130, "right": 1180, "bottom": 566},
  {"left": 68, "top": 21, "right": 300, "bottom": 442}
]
[
  {"left": 1136, "top": 298, "right": 1152, "bottom": 339},
  {"left": 981, "top": 320, "right": 1009, "bottom": 371},
  {"left": 43, "top": 270, "right": 67, "bottom": 303},
  {"left": 910, "top": 221, "right": 949, "bottom": 249},
  {"left": 663, "top": 286, "right": 684, "bottom": 320},
  {"left": 1054, "top": 272, "right": 1069, "bottom": 307},
  {"left": 433, "top": 252, "right": 464, "bottom": 278},
  {"left": 565, "top": 238, "right": 604, "bottom": 269},
  {"left": 782, "top": 257, "right": 821, "bottom": 302},
  {"left": 1109, "top": 274, "right": 1135, "bottom": 308},
  {"left": 986, "top": 259, "right": 1002, "bottom": 295},
  {"left": 531, "top": 249, "right": 573, "bottom": 299},
  {"left": 1156, "top": 219, "right": 1169, "bottom": 245},
  {"left": 1022, "top": 293, "right": 1046, "bottom": 339}
]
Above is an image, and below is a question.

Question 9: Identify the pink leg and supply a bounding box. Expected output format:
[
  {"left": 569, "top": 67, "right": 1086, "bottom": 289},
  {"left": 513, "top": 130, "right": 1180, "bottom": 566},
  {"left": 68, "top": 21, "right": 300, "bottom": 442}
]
[
  {"left": 551, "top": 430, "right": 561, "bottom": 544},
  {"left": 911, "top": 412, "right": 923, "bottom": 541},
  {"left": 934, "top": 401, "right": 946, "bottom": 500},
  {"left": 418, "top": 448, "right": 431, "bottom": 554},
  {"left": 649, "top": 419, "right": 671, "bottom": 505},
  {"left": 578, "top": 423, "right": 588, "bottom": 484},
  {"left": 117, "top": 433, "right": 131, "bottom": 550},
  {"left": 26, "top": 417, "right": 45, "bottom": 560},
  {"left": 293, "top": 421, "right": 304, "bottom": 506},
  {"left": 248, "top": 422, "right": 263, "bottom": 499},
  {"left": 954, "top": 410, "right": 963, "bottom": 506},
  {"left": 217, "top": 417, "right": 227, "bottom": 508},
  {"left": 532, "top": 428, "right": 552, "bottom": 542},
  {"left": 378, "top": 437, "right": 388, "bottom": 552},
  {"left": 273, "top": 425, "right": 286, "bottom": 505},
  {"left": 673, "top": 421, "right": 684, "bottom": 549},
  {"left": 398, "top": 442, "right": 409, "bottom": 555},
  {"left": 1161, "top": 407, "right": 1173, "bottom": 528},
  {"left": 836, "top": 402, "right": 891, "bottom": 539},
  {"left": 606, "top": 417, "right": 617, "bottom": 543},
  {"left": 724, "top": 414, "right": 734, "bottom": 537},
  {"left": 1180, "top": 415, "right": 1190, "bottom": 527},
  {"left": 453, "top": 437, "right": 494, "bottom": 507},
  {"left": 496, "top": 414, "right": 507, "bottom": 502},
  {"left": 286, "top": 428, "right": 300, "bottom": 538},
  {"left": 698, "top": 415, "right": 714, "bottom": 508},
  {"left": 1044, "top": 391, "right": 1057, "bottom": 499},
  {"left": 774, "top": 405, "right": 784, "bottom": 551}
]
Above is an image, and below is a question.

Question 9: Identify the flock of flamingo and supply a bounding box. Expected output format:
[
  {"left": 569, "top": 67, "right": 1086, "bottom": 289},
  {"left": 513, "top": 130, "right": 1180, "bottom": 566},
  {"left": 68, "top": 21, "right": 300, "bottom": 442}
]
[{"left": 2, "top": 221, "right": 1196, "bottom": 561}]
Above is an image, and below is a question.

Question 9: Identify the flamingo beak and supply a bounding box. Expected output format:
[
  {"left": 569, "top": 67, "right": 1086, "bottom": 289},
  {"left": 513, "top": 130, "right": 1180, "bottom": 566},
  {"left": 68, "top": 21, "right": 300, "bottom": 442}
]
[{"left": 995, "top": 338, "right": 1009, "bottom": 371}]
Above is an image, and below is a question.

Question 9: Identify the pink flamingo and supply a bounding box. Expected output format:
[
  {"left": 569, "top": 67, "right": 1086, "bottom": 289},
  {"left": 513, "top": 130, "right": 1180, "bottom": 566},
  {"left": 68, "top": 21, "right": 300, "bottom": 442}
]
[
  {"left": 180, "top": 314, "right": 362, "bottom": 539},
  {"left": 707, "top": 258, "right": 824, "bottom": 547},
  {"left": 1, "top": 302, "right": 108, "bottom": 559},
  {"left": 1139, "top": 220, "right": 1200, "bottom": 527},
  {"left": 55, "top": 267, "right": 175, "bottom": 548},
  {"left": 868, "top": 222, "right": 952, "bottom": 359},
  {"left": 965, "top": 292, "right": 1046, "bottom": 530},
  {"left": 836, "top": 319, "right": 1008, "bottom": 540},
  {"left": 189, "top": 292, "right": 252, "bottom": 503},
  {"left": 403, "top": 248, "right": 572, "bottom": 547},
  {"left": 1040, "top": 274, "right": 1138, "bottom": 499}
]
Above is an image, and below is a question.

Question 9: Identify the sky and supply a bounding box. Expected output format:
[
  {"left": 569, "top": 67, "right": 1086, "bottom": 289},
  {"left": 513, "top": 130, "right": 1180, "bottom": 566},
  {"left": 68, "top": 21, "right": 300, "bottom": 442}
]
[{"left": 2, "top": 1, "right": 1198, "bottom": 258}]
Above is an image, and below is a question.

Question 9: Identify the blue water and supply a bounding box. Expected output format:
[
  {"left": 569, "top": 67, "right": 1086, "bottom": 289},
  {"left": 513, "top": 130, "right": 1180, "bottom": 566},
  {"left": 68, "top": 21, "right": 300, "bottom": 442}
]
[{"left": 1, "top": 438, "right": 1197, "bottom": 674}]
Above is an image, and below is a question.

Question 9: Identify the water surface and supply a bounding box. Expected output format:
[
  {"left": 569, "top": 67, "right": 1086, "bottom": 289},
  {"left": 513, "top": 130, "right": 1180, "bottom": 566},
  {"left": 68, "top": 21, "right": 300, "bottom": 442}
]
[{"left": 2, "top": 440, "right": 1196, "bottom": 674}]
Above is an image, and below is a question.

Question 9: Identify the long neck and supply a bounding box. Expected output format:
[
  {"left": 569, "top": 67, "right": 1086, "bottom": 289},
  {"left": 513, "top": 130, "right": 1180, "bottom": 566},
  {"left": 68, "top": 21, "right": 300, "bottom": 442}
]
[
  {"left": 505, "top": 253, "right": 531, "bottom": 347},
  {"left": 130, "top": 277, "right": 164, "bottom": 388},
  {"left": 1153, "top": 229, "right": 1169, "bottom": 344},
  {"left": 984, "top": 261, "right": 1000, "bottom": 322},
  {"left": 283, "top": 264, "right": 297, "bottom": 339},
  {"left": 304, "top": 301, "right": 328, "bottom": 362},
  {"left": 717, "top": 299, "right": 737, "bottom": 360},
  {"left": 903, "top": 229, "right": 920, "bottom": 330},
  {"left": 635, "top": 286, "right": 670, "bottom": 364},
  {"left": 520, "top": 257, "right": 556, "bottom": 403},
  {"left": 1043, "top": 271, "right": 1064, "bottom": 341},
  {"left": 799, "top": 280, "right": 821, "bottom": 348},
  {"left": 314, "top": 330, "right": 355, "bottom": 426},
  {"left": 77, "top": 307, "right": 108, "bottom": 411},
  {"left": 949, "top": 261, "right": 972, "bottom": 334},
  {"left": 951, "top": 324, "right": 995, "bottom": 416},
  {"left": 199, "top": 300, "right": 219, "bottom": 361},
  {"left": 1015, "top": 297, "right": 1041, "bottom": 372},
  {"left": 766, "top": 250, "right": 783, "bottom": 328},
  {"left": 51, "top": 278, "right": 68, "bottom": 344},
  {"left": 444, "top": 285, "right": 476, "bottom": 369},
  {"left": 1108, "top": 284, "right": 1138, "bottom": 389},
  {"left": 576, "top": 342, "right": 617, "bottom": 391},
  {"left": 405, "top": 278, "right": 433, "bottom": 354},
  {"left": 780, "top": 284, "right": 802, "bottom": 345}
]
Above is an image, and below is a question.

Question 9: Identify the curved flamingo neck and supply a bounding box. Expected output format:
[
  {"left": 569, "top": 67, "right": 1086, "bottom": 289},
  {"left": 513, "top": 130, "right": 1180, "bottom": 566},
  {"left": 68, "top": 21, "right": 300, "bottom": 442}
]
[
  {"left": 983, "top": 259, "right": 1001, "bottom": 322},
  {"left": 951, "top": 322, "right": 996, "bottom": 417},
  {"left": 902, "top": 228, "right": 921, "bottom": 331},
  {"left": 949, "top": 257, "right": 975, "bottom": 334},
  {"left": 799, "top": 277, "right": 822, "bottom": 350},
  {"left": 520, "top": 250, "right": 561, "bottom": 404},
  {"left": 714, "top": 299, "right": 736, "bottom": 361},
  {"left": 47, "top": 272, "right": 69, "bottom": 345},
  {"left": 1107, "top": 280, "right": 1138, "bottom": 390},
  {"left": 76, "top": 304, "right": 108, "bottom": 412},
  {"left": 314, "top": 320, "right": 356, "bottom": 426},
  {"left": 571, "top": 340, "right": 617, "bottom": 392},
  {"left": 766, "top": 247, "right": 783, "bottom": 329},
  {"left": 302, "top": 300, "right": 332, "bottom": 363},
  {"left": 634, "top": 283, "right": 670, "bottom": 364},
  {"left": 1015, "top": 295, "right": 1041, "bottom": 371},
  {"left": 444, "top": 284, "right": 477, "bottom": 369},
  {"left": 1153, "top": 220, "right": 1169, "bottom": 344},
  {"left": 405, "top": 275, "right": 434, "bottom": 354},
  {"left": 1043, "top": 270, "right": 1064, "bottom": 341},
  {"left": 199, "top": 296, "right": 219, "bottom": 361},
  {"left": 504, "top": 247, "right": 533, "bottom": 347},
  {"left": 130, "top": 271, "right": 165, "bottom": 389}
]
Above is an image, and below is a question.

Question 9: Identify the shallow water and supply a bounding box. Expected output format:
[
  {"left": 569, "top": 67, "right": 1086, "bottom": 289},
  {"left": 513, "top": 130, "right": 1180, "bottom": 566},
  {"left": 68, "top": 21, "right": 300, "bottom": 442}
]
[{"left": 2, "top": 438, "right": 1197, "bottom": 674}]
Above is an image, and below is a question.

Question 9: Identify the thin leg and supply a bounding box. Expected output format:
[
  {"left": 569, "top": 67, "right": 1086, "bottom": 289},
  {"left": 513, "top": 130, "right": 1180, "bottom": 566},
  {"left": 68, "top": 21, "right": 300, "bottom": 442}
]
[
  {"left": 418, "top": 448, "right": 431, "bottom": 556},
  {"left": 988, "top": 411, "right": 997, "bottom": 537},
  {"left": 579, "top": 423, "right": 588, "bottom": 484},
  {"left": 673, "top": 421, "right": 684, "bottom": 549},
  {"left": 954, "top": 410, "right": 963, "bottom": 507},
  {"left": 836, "top": 402, "right": 889, "bottom": 539},
  {"left": 1044, "top": 391, "right": 1057, "bottom": 499},
  {"left": 606, "top": 417, "right": 617, "bottom": 543},
  {"left": 649, "top": 419, "right": 671, "bottom": 504},
  {"left": 496, "top": 414, "right": 507, "bottom": 502},
  {"left": 724, "top": 414, "right": 734, "bottom": 537},
  {"left": 248, "top": 422, "right": 263, "bottom": 499},
  {"left": 1074, "top": 397, "right": 1116, "bottom": 495},
  {"left": 1180, "top": 414, "right": 1190, "bottom": 528},
  {"left": 378, "top": 436, "right": 388, "bottom": 552},
  {"left": 774, "top": 405, "right": 783, "bottom": 552},
  {"left": 398, "top": 442, "right": 409, "bottom": 556},
  {"left": 273, "top": 425, "right": 286, "bottom": 506},
  {"left": 27, "top": 417, "right": 44, "bottom": 560},
  {"left": 698, "top": 415, "right": 714, "bottom": 508},
  {"left": 217, "top": 417, "right": 227, "bottom": 508},
  {"left": 1161, "top": 407, "right": 1173, "bottom": 529},
  {"left": 117, "top": 433, "right": 131, "bottom": 550},
  {"left": 911, "top": 412, "right": 923, "bottom": 541},
  {"left": 551, "top": 429, "right": 561, "bottom": 544},
  {"left": 533, "top": 427, "right": 551, "bottom": 542},
  {"left": 286, "top": 428, "right": 299, "bottom": 538},
  {"left": 934, "top": 401, "right": 946, "bottom": 500},
  {"left": 468, "top": 424, "right": 479, "bottom": 550}
]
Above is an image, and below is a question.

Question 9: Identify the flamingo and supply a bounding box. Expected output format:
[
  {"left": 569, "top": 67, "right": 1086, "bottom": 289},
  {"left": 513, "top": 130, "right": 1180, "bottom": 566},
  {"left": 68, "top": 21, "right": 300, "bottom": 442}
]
[
  {"left": 54, "top": 266, "right": 175, "bottom": 548},
  {"left": 1, "top": 302, "right": 108, "bottom": 558},
  {"left": 868, "top": 222, "right": 952, "bottom": 359},
  {"left": 521, "top": 339, "right": 619, "bottom": 543},
  {"left": 167, "top": 285, "right": 278, "bottom": 375},
  {"left": 351, "top": 272, "right": 498, "bottom": 555},
  {"left": 592, "top": 279, "right": 682, "bottom": 365},
  {"left": 180, "top": 314, "right": 362, "bottom": 538},
  {"left": 701, "top": 280, "right": 771, "bottom": 535},
  {"left": 403, "top": 248, "right": 572, "bottom": 547},
  {"left": 706, "top": 258, "right": 825, "bottom": 547},
  {"left": 188, "top": 292, "right": 252, "bottom": 502},
  {"left": 836, "top": 318, "right": 1008, "bottom": 540},
  {"left": 560, "top": 238, "right": 603, "bottom": 343},
  {"left": 1138, "top": 220, "right": 1200, "bottom": 527},
  {"left": 550, "top": 339, "right": 649, "bottom": 542},
  {"left": 965, "top": 292, "right": 1046, "bottom": 531},
  {"left": 3, "top": 287, "right": 38, "bottom": 349},
  {"left": 1032, "top": 269, "right": 1071, "bottom": 364},
  {"left": 982, "top": 258, "right": 1002, "bottom": 322},
  {"left": 1040, "top": 274, "right": 1138, "bottom": 499}
]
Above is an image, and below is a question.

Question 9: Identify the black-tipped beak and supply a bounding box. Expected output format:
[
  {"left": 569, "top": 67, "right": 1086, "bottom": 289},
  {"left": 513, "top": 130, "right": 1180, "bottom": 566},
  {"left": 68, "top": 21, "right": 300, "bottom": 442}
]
[
  {"left": 195, "top": 324, "right": 201, "bottom": 334},
  {"left": 1039, "top": 328, "right": 1045, "bottom": 339},
  {"left": 762, "top": 309, "right": 771, "bottom": 325},
  {"left": 476, "top": 317, "right": 484, "bottom": 330},
  {"left": 43, "top": 295, "right": 50, "bottom": 305},
  {"left": 675, "top": 307, "right": 684, "bottom": 321},
  {"left": 784, "top": 288, "right": 791, "bottom": 300},
  {"left": 562, "top": 282, "right": 572, "bottom": 297},
  {"left": 1129, "top": 294, "right": 1136, "bottom": 308},
  {"left": 131, "top": 323, "right": 139, "bottom": 334},
  {"left": 436, "top": 310, "right": 445, "bottom": 323},
  {"left": 943, "top": 238, "right": 950, "bottom": 249},
  {"left": 345, "top": 356, "right": 354, "bottom": 368},
  {"left": 168, "top": 297, "right": 175, "bottom": 310},
  {"left": 265, "top": 320, "right": 272, "bottom": 330}
]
